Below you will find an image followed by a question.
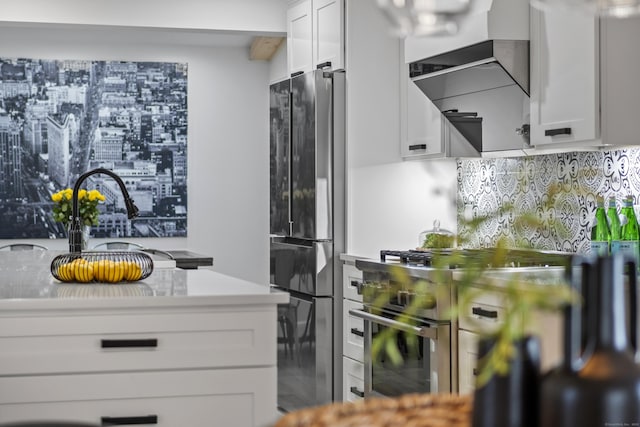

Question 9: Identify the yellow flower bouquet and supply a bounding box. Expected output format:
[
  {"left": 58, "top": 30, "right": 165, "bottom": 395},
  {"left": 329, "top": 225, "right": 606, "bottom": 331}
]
[{"left": 51, "top": 188, "right": 106, "bottom": 227}]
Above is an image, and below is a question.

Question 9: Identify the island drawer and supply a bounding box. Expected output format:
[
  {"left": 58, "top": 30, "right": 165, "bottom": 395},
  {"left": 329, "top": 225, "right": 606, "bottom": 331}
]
[
  {"left": 0, "top": 310, "right": 276, "bottom": 375},
  {"left": 0, "top": 367, "right": 277, "bottom": 427}
]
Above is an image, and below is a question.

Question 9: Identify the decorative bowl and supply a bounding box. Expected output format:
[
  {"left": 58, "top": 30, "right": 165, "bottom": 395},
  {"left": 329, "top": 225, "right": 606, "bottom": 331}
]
[{"left": 51, "top": 251, "right": 154, "bottom": 283}]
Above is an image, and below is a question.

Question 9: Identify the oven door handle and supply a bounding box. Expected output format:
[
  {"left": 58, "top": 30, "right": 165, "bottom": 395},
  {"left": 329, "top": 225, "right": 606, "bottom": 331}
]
[{"left": 349, "top": 309, "right": 438, "bottom": 340}]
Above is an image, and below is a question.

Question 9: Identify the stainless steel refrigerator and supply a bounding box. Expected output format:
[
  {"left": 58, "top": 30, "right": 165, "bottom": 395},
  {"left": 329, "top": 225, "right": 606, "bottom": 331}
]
[{"left": 269, "top": 69, "right": 345, "bottom": 413}]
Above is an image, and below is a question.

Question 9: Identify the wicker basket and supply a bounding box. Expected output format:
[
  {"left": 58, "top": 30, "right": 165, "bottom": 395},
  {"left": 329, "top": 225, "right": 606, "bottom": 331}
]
[
  {"left": 50, "top": 251, "right": 154, "bottom": 284},
  {"left": 275, "top": 394, "right": 472, "bottom": 427}
]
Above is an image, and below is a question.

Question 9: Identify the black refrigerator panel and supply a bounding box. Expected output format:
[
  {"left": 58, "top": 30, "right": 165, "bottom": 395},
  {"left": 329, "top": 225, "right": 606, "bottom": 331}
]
[
  {"left": 277, "top": 292, "right": 332, "bottom": 413},
  {"left": 290, "top": 71, "right": 333, "bottom": 241},
  {"left": 270, "top": 238, "right": 333, "bottom": 297},
  {"left": 269, "top": 78, "right": 291, "bottom": 236}
]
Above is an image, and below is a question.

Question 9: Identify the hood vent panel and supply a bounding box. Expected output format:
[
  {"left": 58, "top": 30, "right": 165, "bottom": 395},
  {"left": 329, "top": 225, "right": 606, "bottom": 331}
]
[{"left": 409, "top": 40, "right": 530, "bottom": 156}]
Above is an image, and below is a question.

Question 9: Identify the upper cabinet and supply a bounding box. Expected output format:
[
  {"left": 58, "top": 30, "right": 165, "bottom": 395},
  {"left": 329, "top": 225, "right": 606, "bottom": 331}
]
[
  {"left": 287, "top": 0, "right": 344, "bottom": 75},
  {"left": 530, "top": 8, "right": 640, "bottom": 148},
  {"left": 529, "top": 8, "right": 600, "bottom": 147},
  {"left": 287, "top": 0, "right": 313, "bottom": 74},
  {"left": 599, "top": 16, "right": 640, "bottom": 147},
  {"left": 400, "top": 63, "right": 445, "bottom": 159},
  {"left": 313, "top": 0, "right": 345, "bottom": 70}
]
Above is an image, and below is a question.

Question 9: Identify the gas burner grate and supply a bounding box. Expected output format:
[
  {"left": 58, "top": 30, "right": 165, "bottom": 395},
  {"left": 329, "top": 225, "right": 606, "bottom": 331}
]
[
  {"left": 380, "top": 248, "right": 574, "bottom": 269},
  {"left": 380, "top": 250, "right": 436, "bottom": 266}
]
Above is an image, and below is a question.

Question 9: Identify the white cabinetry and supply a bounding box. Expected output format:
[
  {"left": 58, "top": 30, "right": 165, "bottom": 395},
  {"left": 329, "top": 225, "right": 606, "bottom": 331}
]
[
  {"left": 287, "top": 0, "right": 344, "bottom": 74},
  {"left": 456, "top": 284, "right": 562, "bottom": 393},
  {"left": 457, "top": 329, "right": 480, "bottom": 395},
  {"left": 530, "top": 9, "right": 640, "bottom": 148},
  {"left": 287, "top": 0, "right": 313, "bottom": 74},
  {"left": 400, "top": 63, "right": 444, "bottom": 159},
  {"left": 341, "top": 256, "right": 365, "bottom": 402},
  {"left": 530, "top": 7, "right": 599, "bottom": 147},
  {"left": 313, "top": 0, "right": 344, "bottom": 70},
  {"left": 0, "top": 304, "right": 280, "bottom": 427}
]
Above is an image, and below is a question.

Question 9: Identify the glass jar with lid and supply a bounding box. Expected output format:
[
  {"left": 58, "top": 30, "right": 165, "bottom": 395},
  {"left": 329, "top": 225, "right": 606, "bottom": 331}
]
[{"left": 418, "top": 220, "right": 455, "bottom": 250}]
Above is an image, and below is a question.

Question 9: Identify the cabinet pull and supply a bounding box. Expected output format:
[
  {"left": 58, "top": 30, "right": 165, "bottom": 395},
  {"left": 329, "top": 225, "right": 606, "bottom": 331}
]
[
  {"left": 291, "top": 71, "right": 304, "bottom": 78},
  {"left": 409, "top": 144, "right": 427, "bottom": 151},
  {"left": 101, "top": 338, "right": 158, "bottom": 348},
  {"left": 473, "top": 368, "right": 478, "bottom": 376},
  {"left": 316, "top": 61, "right": 332, "bottom": 69},
  {"left": 101, "top": 415, "right": 158, "bottom": 425},
  {"left": 350, "top": 280, "right": 363, "bottom": 295},
  {"left": 351, "top": 327, "right": 364, "bottom": 337},
  {"left": 544, "top": 127, "right": 572, "bottom": 136},
  {"left": 350, "top": 386, "right": 365, "bottom": 398},
  {"left": 472, "top": 307, "right": 498, "bottom": 319}
]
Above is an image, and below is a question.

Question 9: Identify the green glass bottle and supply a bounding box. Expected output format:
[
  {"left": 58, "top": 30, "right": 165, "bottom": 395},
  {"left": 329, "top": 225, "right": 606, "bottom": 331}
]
[
  {"left": 590, "top": 197, "right": 610, "bottom": 256},
  {"left": 619, "top": 195, "right": 640, "bottom": 264},
  {"left": 607, "top": 196, "right": 622, "bottom": 254}
]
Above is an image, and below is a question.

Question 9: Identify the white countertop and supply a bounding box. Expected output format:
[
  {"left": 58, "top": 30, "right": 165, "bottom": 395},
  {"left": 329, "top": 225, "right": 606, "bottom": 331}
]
[{"left": 0, "top": 250, "right": 288, "bottom": 311}]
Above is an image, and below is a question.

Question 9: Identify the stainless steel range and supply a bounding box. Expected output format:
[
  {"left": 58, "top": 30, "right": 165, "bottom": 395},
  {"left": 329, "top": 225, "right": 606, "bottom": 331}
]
[{"left": 352, "top": 248, "right": 572, "bottom": 398}]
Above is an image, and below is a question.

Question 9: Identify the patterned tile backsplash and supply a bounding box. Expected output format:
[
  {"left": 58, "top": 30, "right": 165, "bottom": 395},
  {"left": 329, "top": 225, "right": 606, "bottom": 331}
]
[{"left": 457, "top": 147, "right": 640, "bottom": 253}]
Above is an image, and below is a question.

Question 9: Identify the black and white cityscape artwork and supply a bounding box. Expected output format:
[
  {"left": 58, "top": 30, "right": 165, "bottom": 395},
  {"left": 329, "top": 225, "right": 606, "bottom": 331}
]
[{"left": 0, "top": 57, "right": 188, "bottom": 239}]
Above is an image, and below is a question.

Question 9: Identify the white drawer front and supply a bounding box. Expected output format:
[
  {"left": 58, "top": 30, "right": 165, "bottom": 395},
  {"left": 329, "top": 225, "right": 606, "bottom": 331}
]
[
  {"left": 0, "top": 368, "right": 277, "bottom": 427},
  {"left": 342, "top": 263, "right": 363, "bottom": 302},
  {"left": 0, "top": 310, "right": 276, "bottom": 375},
  {"left": 342, "top": 299, "right": 364, "bottom": 362},
  {"left": 458, "top": 288, "right": 506, "bottom": 335},
  {"left": 342, "top": 356, "right": 364, "bottom": 402}
]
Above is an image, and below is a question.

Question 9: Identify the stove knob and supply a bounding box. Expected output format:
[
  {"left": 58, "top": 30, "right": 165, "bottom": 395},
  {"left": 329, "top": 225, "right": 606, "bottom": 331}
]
[
  {"left": 405, "top": 291, "right": 415, "bottom": 306},
  {"left": 397, "top": 290, "right": 409, "bottom": 306}
]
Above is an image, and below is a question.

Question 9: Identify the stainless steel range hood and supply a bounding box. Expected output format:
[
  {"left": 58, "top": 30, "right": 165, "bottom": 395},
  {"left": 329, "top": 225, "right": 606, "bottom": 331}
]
[{"left": 409, "top": 40, "right": 530, "bottom": 156}]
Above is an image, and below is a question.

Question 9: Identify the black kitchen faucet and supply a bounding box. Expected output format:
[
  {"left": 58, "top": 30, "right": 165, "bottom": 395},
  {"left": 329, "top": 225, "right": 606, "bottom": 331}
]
[{"left": 68, "top": 168, "right": 139, "bottom": 253}]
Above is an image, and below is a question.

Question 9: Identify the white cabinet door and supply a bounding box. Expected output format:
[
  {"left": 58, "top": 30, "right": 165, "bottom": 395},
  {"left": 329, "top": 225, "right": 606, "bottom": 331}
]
[
  {"left": 313, "top": 0, "right": 344, "bottom": 70},
  {"left": 600, "top": 16, "right": 640, "bottom": 146},
  {"left": 530, "top": 6, "right": 599, "bottom": 146},
  {"left": 401, "top": 68, "right": 444, "bottom": 159},
  {"left": 342, "top": 356, "right": 364, "bottom": 402},
  {"left": 342, "top": 299, "right": 364, "bottom": 362},
  {"left": 287, "top": 0, "right": 313, "bottom": 75},
  {"left": 457, "top": 329, "right": 479, "bottom": 395}
]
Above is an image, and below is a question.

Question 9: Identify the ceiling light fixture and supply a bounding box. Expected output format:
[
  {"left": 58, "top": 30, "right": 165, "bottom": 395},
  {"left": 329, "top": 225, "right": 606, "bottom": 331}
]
[{"left": 376, "top": 0, "right": 472, "bottom": 37}]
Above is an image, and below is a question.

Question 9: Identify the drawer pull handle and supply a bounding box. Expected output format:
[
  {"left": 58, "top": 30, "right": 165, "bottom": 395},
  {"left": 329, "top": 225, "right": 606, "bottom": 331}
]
[
  {"left": 351, "top": 327, "right": 364, "bottom": 337},
  {"left": 350, "top": 280, "right": 363, "bottom": 295},
  {"left": 544, "top": 127, "right": 572, "bottom": 137},
  {"left": 101, "top": 415, "right": 158, "bottom": 425},
  {"left": 409, "top": 144, "right": 427, "bottom": 151},
  {"left": 316, "top": 61, "right": 332, "bottom": 69},
  {"left": 472, "top": 307, "right": 498, "bottom": 319},
  {"left": 101, "top": 339, "right": 158, "bottom": 348},
  {"left": 473, "top": 368, "right": 478, "bottom": 376},
  {"left": 350, "top": 386, "right": 365, "bottom": 398}
]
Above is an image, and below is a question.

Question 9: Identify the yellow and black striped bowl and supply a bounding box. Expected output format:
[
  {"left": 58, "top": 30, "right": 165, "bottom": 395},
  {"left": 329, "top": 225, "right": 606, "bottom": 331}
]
[{"left": 51, "top": 251, "right": 154, "bottom": 284}]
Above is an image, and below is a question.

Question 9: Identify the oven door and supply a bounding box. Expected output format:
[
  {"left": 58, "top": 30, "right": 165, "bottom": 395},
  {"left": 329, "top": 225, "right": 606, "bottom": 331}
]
[{"left": 350, "top": 306, "right": 452, "bottom": 397}]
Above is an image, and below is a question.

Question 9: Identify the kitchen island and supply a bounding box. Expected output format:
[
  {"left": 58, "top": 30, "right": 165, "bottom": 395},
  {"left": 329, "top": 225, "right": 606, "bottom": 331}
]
[{"left": 0, "top": 250, "right": 288, "bottom": 427}]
